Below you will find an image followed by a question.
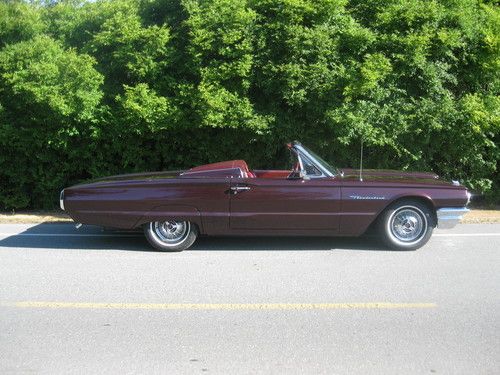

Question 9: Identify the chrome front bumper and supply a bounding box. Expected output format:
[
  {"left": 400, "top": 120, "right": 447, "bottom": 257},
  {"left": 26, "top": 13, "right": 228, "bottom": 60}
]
[{"left": 436, "top": 207, "right": 469, "bottom": 229}]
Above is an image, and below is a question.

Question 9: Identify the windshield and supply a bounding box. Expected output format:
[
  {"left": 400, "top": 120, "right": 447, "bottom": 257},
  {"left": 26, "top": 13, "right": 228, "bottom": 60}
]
[{"left": 296, "top": 144, "right": 338, "bottom": 177}]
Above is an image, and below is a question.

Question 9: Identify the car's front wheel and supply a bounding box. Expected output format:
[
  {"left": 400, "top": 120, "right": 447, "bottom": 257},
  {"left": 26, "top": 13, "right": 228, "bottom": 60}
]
[
  {"left": 144, "top": 220, "right": 198, "bottom": 252},
  {"left": 379, "top": 200, "right": 434, "bottom": 250}
]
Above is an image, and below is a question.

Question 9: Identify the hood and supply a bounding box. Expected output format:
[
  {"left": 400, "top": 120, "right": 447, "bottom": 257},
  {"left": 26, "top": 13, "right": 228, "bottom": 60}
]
[
  {"left": 341, "top": 168, "right": 439, "bottom": 180},
  {"left": 340, "top": 168, "right": 461, "bottom": 187}
]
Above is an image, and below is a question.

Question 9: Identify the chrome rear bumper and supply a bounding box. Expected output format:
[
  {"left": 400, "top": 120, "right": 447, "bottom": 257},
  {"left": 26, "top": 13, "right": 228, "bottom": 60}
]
[
  {"left": 59, "top": 190, "right": 65, "bottom": 210},
  {"left": 436, "top": 207, "right": 469, "bottom": 229}
]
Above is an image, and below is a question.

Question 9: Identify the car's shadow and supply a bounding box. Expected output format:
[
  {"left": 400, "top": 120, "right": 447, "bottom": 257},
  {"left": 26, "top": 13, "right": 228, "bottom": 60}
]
[{"left": 0, "top": 223, "right": 391, "bottom": 252}]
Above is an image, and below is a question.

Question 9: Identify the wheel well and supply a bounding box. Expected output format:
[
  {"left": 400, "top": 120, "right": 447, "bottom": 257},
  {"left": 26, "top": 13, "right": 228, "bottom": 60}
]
[
  {"left": 375, "top": 196, "right": 437, "bottom": 228},
  {"left": 388, "top": 196, "right": 437, "bottom": 226},
  {"left": 142, "top": 220, "right": 200, "bottom": 233}
]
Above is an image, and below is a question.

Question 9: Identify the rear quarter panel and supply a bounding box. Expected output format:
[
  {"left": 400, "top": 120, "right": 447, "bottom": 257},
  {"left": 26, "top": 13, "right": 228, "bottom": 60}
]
[{"left": 64, "top": 178, "right": 230, "bottom": 232}]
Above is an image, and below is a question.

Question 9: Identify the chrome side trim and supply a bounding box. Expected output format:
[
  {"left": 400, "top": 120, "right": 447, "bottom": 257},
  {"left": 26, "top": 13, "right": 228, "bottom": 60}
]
[
  {"left": 59, "top": 190, "right": 65, "bottom": 211},
  {"left": 436, "top": 207, "right": 469, "bottom": 229}
]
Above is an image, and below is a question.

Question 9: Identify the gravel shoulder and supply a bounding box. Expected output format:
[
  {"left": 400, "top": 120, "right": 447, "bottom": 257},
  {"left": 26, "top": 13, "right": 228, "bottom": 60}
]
[
  {"left": 0, "top": 211, "right": 71, "bottom": 223},
  {"left": 462, "top": 209, "right": 500, "bottom": 223}
]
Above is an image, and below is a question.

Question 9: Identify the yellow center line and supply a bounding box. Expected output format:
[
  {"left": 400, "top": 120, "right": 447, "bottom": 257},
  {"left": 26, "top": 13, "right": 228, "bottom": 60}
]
[{"left": 1, "top": 301, "right": 437, "bottom": 310}]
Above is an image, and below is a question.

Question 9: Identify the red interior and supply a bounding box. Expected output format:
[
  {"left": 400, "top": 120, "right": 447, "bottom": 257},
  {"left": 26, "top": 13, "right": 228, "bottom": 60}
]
[
  {"left": 252, "top": 170, "right": 291, "bottom": 179},
  {"left": 182, "top": 160, "right": 292, "bottom": 179}
]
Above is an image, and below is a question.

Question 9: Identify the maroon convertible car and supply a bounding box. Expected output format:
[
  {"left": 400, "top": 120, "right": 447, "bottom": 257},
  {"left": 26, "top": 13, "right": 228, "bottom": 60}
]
[{"left": 60, "top": 142, "right": 470, "bottom": 251}]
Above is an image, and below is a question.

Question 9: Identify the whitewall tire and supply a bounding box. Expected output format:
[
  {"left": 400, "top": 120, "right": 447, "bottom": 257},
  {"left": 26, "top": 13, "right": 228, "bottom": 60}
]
[
  {"left": 379, "top": 200, "right": 434, "bottom": 250},
  {"left": 144, "top": 220, "right": 198, "bottom": 252}
]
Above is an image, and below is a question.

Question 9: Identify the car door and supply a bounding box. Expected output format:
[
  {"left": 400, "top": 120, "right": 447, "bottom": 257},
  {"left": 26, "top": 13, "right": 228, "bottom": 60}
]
[{"left": 229, "top": 176, "right": 341, "bottom": 232}]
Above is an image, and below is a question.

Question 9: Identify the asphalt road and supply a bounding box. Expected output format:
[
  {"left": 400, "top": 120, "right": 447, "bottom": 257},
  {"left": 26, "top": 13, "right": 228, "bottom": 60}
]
[{"left": 0, "top": 223, "right": 499, "bottom": 374}]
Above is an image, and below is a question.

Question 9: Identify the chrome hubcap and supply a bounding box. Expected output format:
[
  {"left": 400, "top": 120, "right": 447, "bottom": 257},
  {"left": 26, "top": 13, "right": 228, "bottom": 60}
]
[
  {"left": 151, "top": 221, "right": 189, "bottom": 244},
  {"left": 390, "top": 208, "right": 425, "bottom": 242}
]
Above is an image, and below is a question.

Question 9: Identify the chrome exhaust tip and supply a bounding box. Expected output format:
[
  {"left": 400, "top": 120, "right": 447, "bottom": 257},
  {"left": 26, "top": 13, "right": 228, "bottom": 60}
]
[{"left": 75, "top": 223, "right": 82, "bottom": 229}]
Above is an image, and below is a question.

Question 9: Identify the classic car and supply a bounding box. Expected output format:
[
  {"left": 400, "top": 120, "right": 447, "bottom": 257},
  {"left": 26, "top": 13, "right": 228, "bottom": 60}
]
[{"left": 60, "top": 141, "right": 471, "bottom": 251}]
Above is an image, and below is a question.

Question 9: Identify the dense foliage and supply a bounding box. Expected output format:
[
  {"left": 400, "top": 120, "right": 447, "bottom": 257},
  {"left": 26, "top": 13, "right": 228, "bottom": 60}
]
[{"left": 0, "top": 0, "right": 498, "bottom": 209}]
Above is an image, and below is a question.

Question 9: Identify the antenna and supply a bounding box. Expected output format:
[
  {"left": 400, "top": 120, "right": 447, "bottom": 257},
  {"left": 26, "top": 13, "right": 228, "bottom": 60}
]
[{"left": 359, "top": 138, "right": 363, "bottom": 182}]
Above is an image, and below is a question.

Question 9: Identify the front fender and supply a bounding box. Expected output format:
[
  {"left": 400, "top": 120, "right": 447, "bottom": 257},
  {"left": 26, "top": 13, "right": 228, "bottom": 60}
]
[{"left": 340, "top": 189, "right": 436, "bottom": 236}]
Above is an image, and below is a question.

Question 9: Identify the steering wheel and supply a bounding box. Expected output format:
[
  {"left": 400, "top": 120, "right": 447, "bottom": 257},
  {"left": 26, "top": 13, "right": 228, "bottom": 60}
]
[{"left": 286, "top": 162, "right": 302, "bottom": 180}]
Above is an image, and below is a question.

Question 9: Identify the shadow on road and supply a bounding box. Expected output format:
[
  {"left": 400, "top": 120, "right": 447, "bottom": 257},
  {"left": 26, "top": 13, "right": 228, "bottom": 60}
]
[{"left": 0, "top": 223, "right": 390, "bottom": 252}]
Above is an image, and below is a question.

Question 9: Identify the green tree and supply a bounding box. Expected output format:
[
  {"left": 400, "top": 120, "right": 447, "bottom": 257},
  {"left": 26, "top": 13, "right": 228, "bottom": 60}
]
[
  {"left": 0, "top": 35, "right": 103, "bottom": 208},
  {"left": 0, "top": 0, "right": 498, "bottom": 209}
]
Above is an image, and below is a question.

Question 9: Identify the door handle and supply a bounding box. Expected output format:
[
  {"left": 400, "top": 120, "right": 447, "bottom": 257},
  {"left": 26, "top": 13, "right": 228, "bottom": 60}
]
[{"left": 230, "top": 186, "right": 251, "bottom": 194}]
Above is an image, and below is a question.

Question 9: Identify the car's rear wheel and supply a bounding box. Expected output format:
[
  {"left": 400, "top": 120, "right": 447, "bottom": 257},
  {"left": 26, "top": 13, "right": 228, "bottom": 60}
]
[
  {"left": 144, "top": 220, "right": 198, "bottom": 252},
  {"left": 379, "top": 200, "right": 434, "bottom": 250}
]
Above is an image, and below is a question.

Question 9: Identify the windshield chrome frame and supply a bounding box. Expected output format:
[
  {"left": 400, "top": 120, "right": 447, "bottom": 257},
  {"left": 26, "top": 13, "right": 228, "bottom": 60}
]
[{"left": 292, "top": 143, "right": 336, "bottom": 178}]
